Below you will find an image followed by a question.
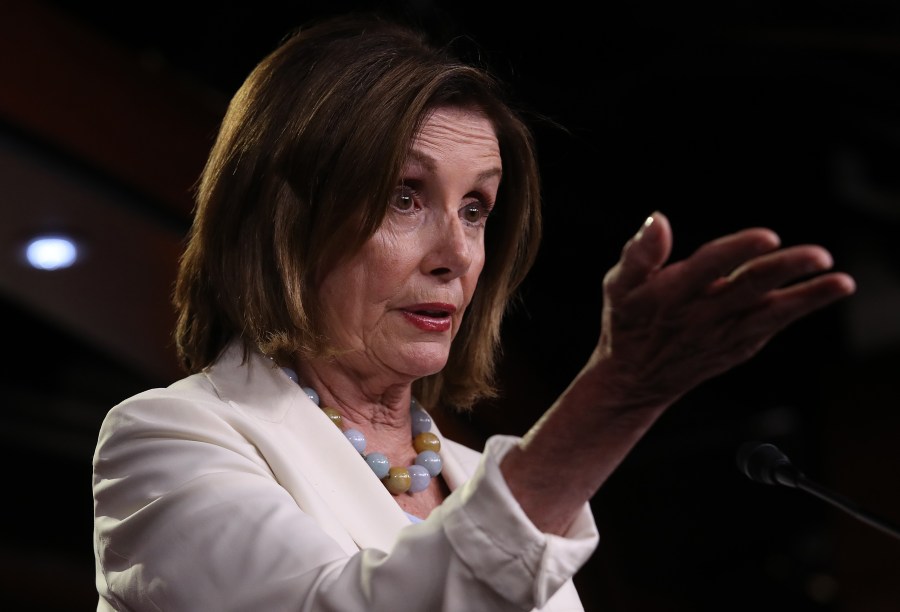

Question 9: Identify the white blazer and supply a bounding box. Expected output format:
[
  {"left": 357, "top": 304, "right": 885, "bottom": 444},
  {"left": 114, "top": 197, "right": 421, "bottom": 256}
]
[{"left": 92, "top": 341, "right": 599, "bottom": 611}]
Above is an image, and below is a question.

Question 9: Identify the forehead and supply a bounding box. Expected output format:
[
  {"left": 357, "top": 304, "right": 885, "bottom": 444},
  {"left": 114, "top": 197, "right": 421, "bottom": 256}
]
[{"left": 408, "top": 106, "right": 501, "bottom": 167}]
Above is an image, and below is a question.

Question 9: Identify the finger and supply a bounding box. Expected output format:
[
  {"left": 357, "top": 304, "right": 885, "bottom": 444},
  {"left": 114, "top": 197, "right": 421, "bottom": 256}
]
[
  {"left": 605, "top": 211, "right": 672, "bottom": 296},
  {"left": 667, "top": 227, "right": 782, "bottom": 302},
  {"left": 737, "top": 271, "right": 856, "bottom": 336},
  {"left": 711, "top": 244, "right": 840, "bottom": 310}
]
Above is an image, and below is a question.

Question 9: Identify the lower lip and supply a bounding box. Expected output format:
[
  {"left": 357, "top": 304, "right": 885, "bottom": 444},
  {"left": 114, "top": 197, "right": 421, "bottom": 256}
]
[{"left": 401, "top": 311, "right": 452, "bottom": 332}]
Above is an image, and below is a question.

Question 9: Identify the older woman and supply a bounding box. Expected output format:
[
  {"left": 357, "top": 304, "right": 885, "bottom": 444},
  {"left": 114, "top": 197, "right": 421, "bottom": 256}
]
[{"left": 91, "top": 12, "right": 856, "bottom": 611}]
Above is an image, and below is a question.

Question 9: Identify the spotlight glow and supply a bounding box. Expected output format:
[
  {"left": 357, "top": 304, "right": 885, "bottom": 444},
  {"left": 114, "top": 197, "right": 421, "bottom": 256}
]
[{"left": 25, "top": 236, "right": 79, "bottom": 270}]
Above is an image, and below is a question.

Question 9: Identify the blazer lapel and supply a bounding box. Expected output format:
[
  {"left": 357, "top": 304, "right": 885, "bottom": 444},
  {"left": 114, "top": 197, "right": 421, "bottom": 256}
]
[{"left": 204, "top": 341, "right": 467, "bottom": 555}]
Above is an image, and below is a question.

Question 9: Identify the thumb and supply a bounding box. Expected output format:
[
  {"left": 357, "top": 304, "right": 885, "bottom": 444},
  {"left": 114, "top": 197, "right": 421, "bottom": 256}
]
[{"left": 607, "top": 211, "right": 673, "bottom": 293}]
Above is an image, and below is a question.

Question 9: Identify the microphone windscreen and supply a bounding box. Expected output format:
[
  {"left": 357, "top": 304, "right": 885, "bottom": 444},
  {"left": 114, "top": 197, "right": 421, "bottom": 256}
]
[{"left": 737, "top": 441, "right": 790, "bottom": 485}]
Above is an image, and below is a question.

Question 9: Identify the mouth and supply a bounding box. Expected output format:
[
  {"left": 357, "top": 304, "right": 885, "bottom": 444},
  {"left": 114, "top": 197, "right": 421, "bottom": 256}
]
[
  {"left": 400, "top": 303, "right": 457, "bottom": 332},
  {"left": 411, "top": 308, "right": 451, "bottom": 318},
  {"left": 403, "top": 303, "right": 457, "bottom": 318}
]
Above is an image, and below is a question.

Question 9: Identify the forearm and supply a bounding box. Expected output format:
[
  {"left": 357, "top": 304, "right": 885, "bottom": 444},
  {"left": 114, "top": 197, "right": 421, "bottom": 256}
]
[
  {"left": 500, "top": 354, "right": 673, "bottom": 535},
  {"left": 502, "top": 211, "right": 856, "bottom": 536}
]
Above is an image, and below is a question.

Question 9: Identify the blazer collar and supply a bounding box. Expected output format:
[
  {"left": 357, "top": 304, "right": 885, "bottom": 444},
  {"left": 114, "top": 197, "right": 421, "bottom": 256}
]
[{"left": 203, "top": 339, "right": 471, "bottom": 552}]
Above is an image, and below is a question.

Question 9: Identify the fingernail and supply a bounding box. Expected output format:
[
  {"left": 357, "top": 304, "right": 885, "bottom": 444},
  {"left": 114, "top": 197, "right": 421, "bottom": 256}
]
[{"left": 635, "top": 214, "right": 654, "bottom": 242}]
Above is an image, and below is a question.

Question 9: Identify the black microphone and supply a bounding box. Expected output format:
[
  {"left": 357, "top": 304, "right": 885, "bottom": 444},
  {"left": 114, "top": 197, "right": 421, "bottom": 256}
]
[{"left": 737, "top": 441, "right": 900, "bottom": 541}]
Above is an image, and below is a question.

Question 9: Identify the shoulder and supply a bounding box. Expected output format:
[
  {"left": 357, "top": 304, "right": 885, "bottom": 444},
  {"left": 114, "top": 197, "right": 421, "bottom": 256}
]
[
  {"left": 93, "top": 370, "right": 256, "bottom": 474},
  {"left": 98, "top": 372, "right": 223, "bottom": 434},
  {"left": 92, "top": 370, "right": 279, "bottom": 505}
]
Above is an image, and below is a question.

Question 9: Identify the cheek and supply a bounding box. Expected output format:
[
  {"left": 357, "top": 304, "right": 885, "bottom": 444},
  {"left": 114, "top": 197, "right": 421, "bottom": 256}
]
[
  {"left": 318, "top": 266, "right": 376, "bottom": 344},
  {"left": 367, "top": 231, "right": 420, "bottom": 282},
  {"left": 318, "top": 270, "right": 357, "bottom": 322},
  {"left": 318, "top": 254, "right": 372, "bottom": 315},
  {"left": 328, "top": 235, "right": 413, "bottom": 308},
  {"left": 462, "top": 245, "right": 487, "bottom": 302}
]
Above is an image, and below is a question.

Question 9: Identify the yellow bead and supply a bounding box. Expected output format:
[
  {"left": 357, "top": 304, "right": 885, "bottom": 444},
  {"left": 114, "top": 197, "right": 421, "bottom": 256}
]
[
  {"left": 383, "top": 466, "right": 411, "bottom": 495},
  {"left": 413, "top": 431, "right": 440, "bottom": 454},
  {"left": 321, "top": 407, "right": 343, "bottom": 429}
]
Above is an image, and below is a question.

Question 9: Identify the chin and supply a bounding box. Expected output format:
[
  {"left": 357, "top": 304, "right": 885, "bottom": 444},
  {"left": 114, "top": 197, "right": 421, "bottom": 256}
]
[{"left": 400, "top": 345, "right": 450, "bottom": 378}]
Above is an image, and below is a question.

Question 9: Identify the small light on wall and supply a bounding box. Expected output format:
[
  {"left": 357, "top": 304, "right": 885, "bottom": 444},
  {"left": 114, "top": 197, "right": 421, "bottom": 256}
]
[{"left": 24, "top": 235, "right": 79, "bottom": 270}]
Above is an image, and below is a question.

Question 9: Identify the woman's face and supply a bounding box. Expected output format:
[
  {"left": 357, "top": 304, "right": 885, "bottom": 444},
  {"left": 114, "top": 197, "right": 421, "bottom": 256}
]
[{"left": 318, "top": 106, "right": 501, "bottom": 384}]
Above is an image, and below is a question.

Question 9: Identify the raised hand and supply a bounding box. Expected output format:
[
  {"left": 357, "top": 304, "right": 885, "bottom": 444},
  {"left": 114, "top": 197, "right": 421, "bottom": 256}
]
[
  {"left": 594, "top": 211, "right": 857, "bottom": 408},
  {"left": 503, "top": 211, "right": 856, "bottom": 535}
]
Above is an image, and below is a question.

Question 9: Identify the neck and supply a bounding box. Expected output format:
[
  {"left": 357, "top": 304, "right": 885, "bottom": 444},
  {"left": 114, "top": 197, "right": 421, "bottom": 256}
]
[
  {"left": 283, "top": 357, "right": 444, "bottom": 500},
  {"left": 294, "top": 359, "right": 414, "bottom": 435}
]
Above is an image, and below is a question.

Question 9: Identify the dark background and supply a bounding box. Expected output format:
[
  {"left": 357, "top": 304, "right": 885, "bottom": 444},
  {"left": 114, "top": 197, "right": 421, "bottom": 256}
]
[{"left": 2, "top": 0, "right": 900, "bottom": 610}]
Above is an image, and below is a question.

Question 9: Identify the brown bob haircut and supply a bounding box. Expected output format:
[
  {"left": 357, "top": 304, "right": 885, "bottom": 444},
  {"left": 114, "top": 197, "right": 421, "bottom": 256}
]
[{"left": 173, "top": 13, "right": 543, "bottom": 410}]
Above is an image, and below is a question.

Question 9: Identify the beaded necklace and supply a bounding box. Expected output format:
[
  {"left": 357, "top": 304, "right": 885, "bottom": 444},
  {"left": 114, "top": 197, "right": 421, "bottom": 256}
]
[{"left": 281, "top": 366, "right": 443, "bottom": 495}]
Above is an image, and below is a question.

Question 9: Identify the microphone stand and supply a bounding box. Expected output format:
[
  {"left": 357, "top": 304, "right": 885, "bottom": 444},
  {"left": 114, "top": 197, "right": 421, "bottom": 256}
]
[
  {"left": 738, "top": 441, "right": 900, "bottom": 541},
  {"left": 792, "top": 472, "right": 900, "bottom": 541}
]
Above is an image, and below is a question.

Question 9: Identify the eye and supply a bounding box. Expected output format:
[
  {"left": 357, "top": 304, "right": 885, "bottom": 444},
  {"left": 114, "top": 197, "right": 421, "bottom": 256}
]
[
  {"left": 460, "top": 199, "right": 492, "bottom": 226},
  {"left": 392, "top": 184, "right": 420, "bottom": 213}
]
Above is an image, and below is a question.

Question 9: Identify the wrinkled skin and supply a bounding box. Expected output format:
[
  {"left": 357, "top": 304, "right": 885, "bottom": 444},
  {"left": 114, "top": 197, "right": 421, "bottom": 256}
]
[
  {"left": 502, "top": 210, "right": 856, "bottom": 534},
  {"left": 595, "top": 211, "right": 854, "bottom": 407}
]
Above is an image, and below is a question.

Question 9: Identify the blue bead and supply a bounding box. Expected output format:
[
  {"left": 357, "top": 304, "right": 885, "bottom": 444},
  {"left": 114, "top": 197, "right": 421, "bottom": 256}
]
[
  {"left": 301, "top": 386, "right": 320, "bottom": 405},
  {"left": 415, "top": 450, "right": 442, "bottom": 477},
  {"left": 343, "top": 428, "right": 366, "bottom": 453},
  {"left": 410, "top": 408, "right": 432, "bottom": 436},
  {"left": 281, "top": 367, "right": 299, "bottom": 384},
  {"left": 365, "top": 452, "right": 390, "bottom": 479},
  {"left": 407, "top": 465, "right": 431, "bottom": 493}
]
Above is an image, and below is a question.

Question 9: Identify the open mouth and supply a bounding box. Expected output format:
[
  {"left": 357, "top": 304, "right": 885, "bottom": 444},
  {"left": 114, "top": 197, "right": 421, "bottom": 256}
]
[
  {"left": 413, "top": 309, "right": 450, "bottom": 317},
  {"left": 401, "top": 306, "right": 455, "bottom": 332}
]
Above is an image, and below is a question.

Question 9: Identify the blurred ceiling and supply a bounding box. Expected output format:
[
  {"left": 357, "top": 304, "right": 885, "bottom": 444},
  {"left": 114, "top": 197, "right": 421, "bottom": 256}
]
[{"left": 2, "top": 0, "right": 900, "bottom": 610}]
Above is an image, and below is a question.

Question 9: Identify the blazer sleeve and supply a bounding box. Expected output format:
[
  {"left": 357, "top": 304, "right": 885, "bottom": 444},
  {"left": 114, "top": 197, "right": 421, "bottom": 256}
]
[{"left": 92, "top": 393, "right": 599, "bottom": 612}]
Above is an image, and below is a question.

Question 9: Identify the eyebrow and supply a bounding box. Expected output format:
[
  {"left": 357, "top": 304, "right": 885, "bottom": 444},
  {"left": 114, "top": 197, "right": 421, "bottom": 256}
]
[{"left": 405, "top": 149, "right": 502, "bottom": 183}]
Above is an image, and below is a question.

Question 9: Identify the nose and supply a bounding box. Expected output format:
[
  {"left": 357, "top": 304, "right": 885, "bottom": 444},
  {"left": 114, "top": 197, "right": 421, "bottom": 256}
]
[{"left": 424, "top": 212, "right": 475, "bottom": 280}]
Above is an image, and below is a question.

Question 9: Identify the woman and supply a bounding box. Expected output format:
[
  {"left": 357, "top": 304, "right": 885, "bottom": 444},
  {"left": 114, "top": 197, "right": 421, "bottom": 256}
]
[{"left": 91, "top": 12, "right": 856, "bottom": 611}]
